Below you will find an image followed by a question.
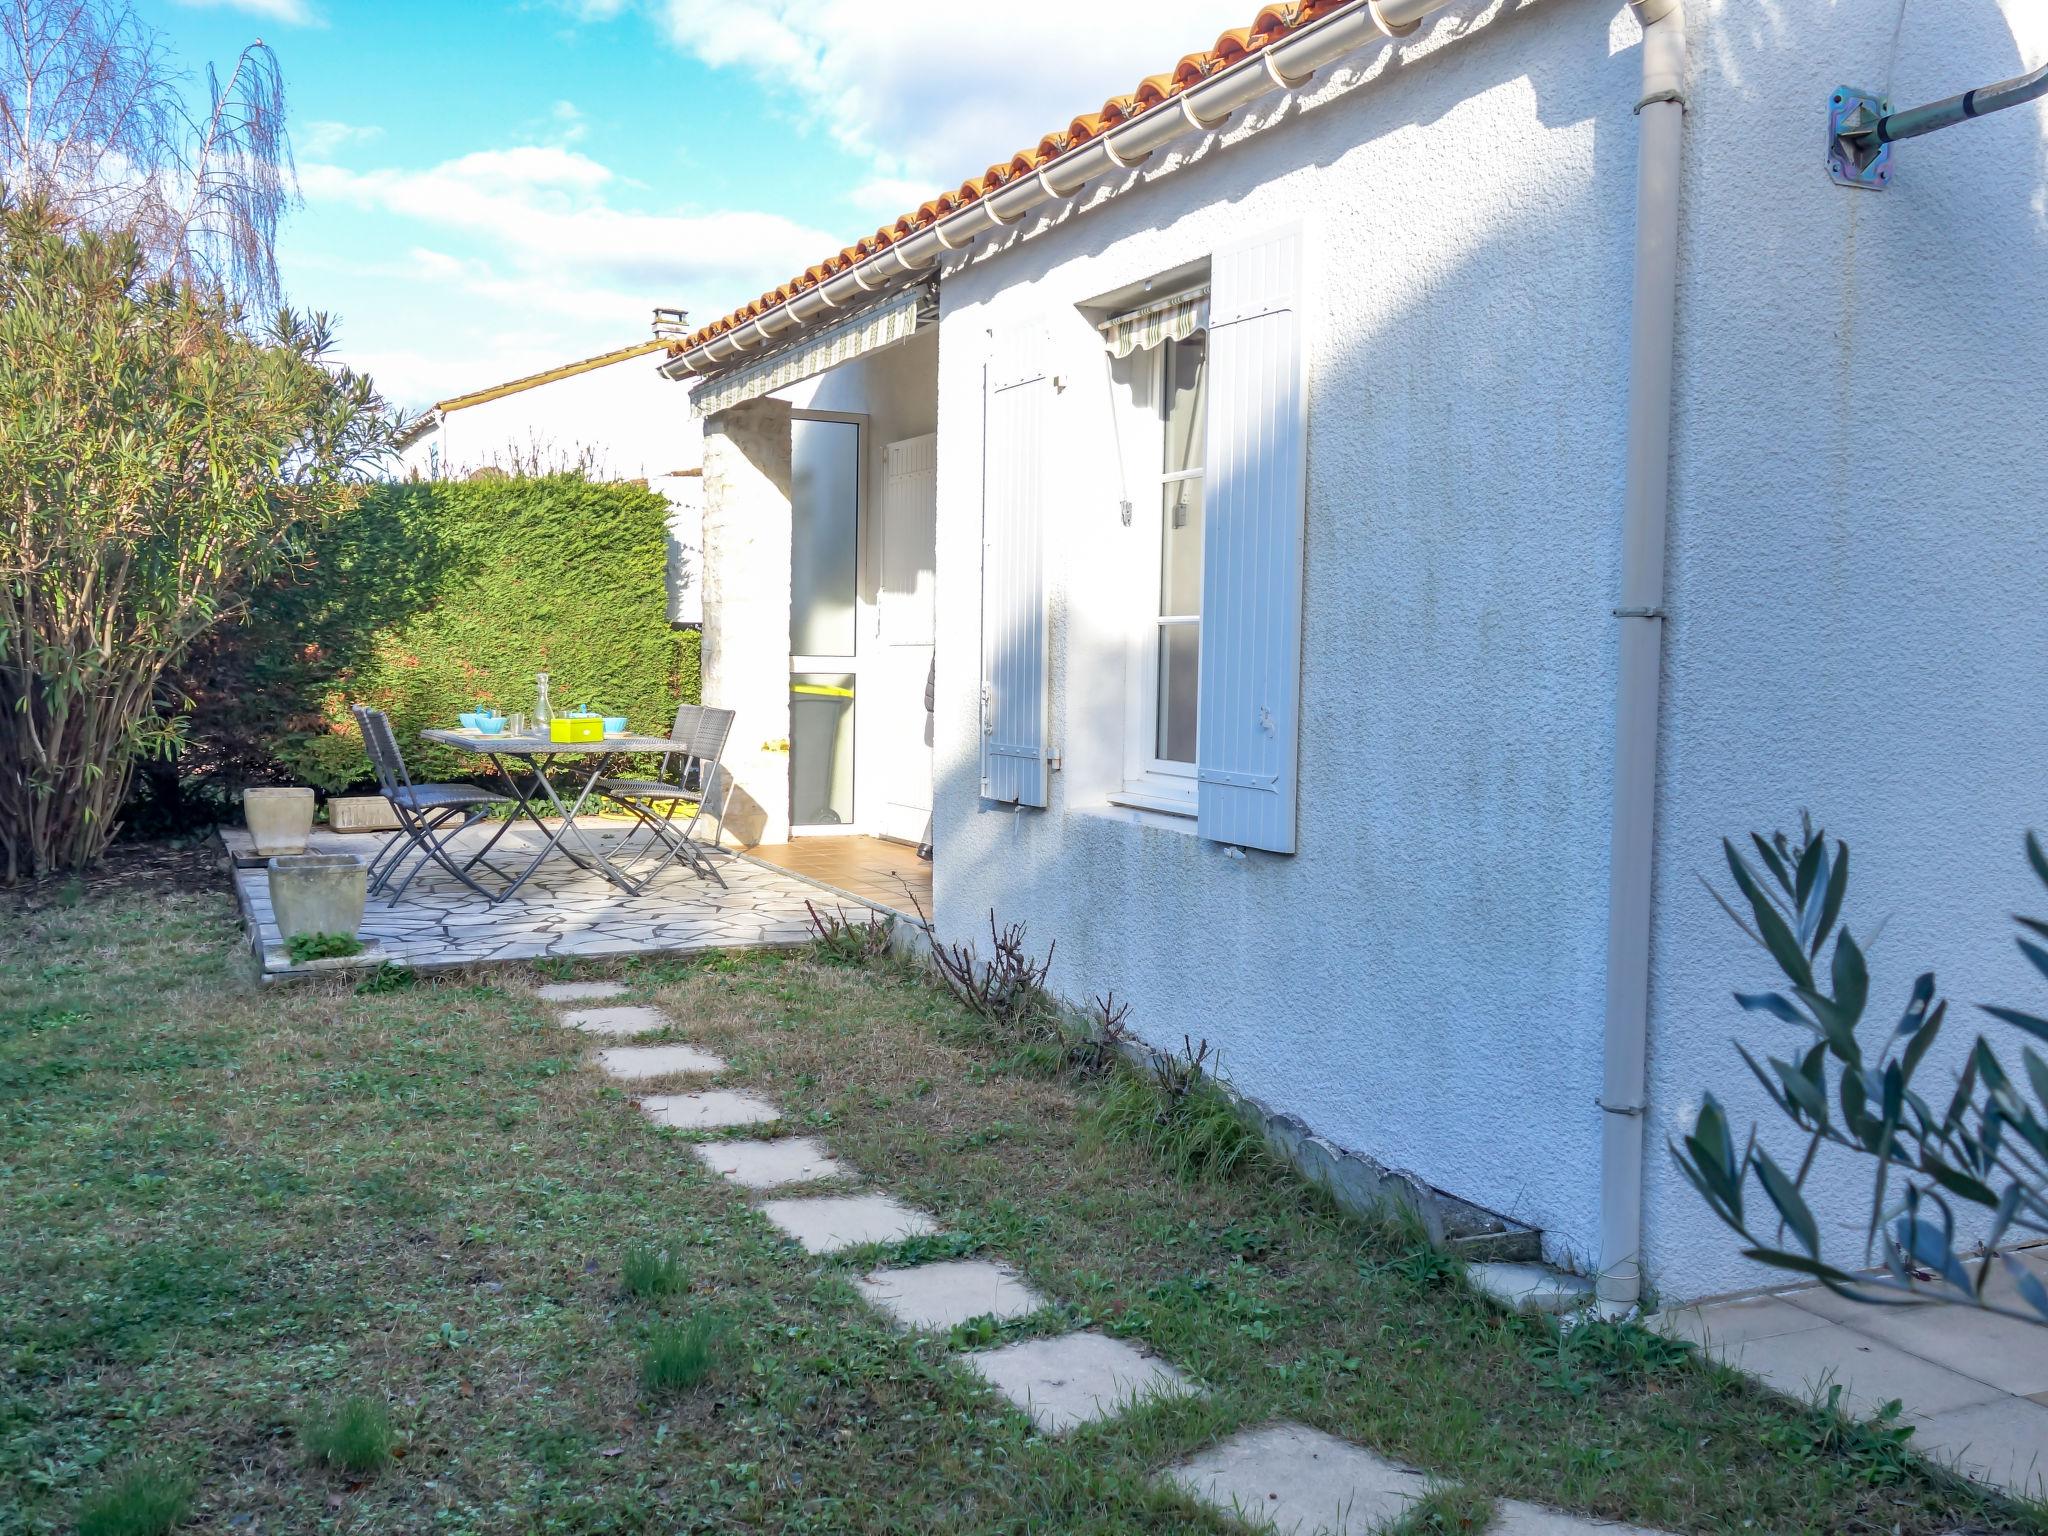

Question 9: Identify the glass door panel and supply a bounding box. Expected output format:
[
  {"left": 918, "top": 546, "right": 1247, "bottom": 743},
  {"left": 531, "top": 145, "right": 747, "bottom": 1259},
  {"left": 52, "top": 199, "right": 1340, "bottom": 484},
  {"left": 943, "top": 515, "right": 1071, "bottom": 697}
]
[{"left": 790, "top": 418, "right": 860, "bottom": 657}]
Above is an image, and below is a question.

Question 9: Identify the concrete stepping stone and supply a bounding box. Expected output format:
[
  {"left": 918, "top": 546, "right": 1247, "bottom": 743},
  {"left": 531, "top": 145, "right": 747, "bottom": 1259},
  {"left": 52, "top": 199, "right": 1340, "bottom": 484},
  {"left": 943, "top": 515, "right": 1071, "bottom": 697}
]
[
  {"left": 856, "top": 1260, "right": 1047, "bottom": 1332},
  {"left": 560, "top": 1004, "right": 669, "bottom": 1036},
  {"left": 690, "top": 1137, "right": 848, "bottom": 1190},
  {"left": 756, "top": 1192, "right": 937, "bottom": 1255},
  {"left": 966, "top": 1330, "right": 1196, "bottom": 1434},
  {"left": 1165, "top": 1421, "right": 1433, "bottom": 1533},
  {"left": 1467, "top": 1262, "right": 1595, "bottom": 1316},
  {"left": 637, "top": 1090, "right": 780, "bottom": 1131},
  {"left": 1492, "top": 1501, "right": 1678, "bottom": 1534},
  {"left": 595, "top": 1043, "right": 727, "bottom": 1079},
  {"left": 536, "top": 981, "right": 629, "bottom": 1003}
]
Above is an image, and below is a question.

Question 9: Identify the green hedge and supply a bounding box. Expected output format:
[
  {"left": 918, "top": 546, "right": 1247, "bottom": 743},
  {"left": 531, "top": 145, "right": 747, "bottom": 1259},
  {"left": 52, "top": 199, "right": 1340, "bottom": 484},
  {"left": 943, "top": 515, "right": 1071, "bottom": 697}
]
[{"left": 210, "top": 474, "right": 698, "bottom": 793}]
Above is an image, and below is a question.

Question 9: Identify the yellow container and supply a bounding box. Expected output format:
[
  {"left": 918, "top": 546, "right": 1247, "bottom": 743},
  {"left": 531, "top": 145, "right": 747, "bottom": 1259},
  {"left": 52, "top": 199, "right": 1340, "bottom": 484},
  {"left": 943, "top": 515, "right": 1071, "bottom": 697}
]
[{"left": 548, "top": 715, "right": 604, "bottom": 744}]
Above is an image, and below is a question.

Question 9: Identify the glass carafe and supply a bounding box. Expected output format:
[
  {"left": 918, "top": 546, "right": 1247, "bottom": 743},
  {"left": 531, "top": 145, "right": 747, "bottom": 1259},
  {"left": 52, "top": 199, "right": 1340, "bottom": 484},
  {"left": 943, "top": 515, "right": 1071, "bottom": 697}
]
[{"left": 534, "top": 672, "right": 552, "bottom": 728}]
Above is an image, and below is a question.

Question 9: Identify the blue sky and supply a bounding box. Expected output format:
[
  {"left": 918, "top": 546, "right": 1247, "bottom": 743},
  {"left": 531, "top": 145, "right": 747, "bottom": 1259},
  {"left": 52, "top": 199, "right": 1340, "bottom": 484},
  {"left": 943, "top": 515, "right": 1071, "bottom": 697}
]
[{"left": 139, "top": 0, "right": 1256, "bottom": 409}]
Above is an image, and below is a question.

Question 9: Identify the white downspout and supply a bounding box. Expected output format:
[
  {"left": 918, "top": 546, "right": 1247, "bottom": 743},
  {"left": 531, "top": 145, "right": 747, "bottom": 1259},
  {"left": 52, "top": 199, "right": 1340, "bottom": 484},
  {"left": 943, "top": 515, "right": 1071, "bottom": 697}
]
[{"left": 1597, "top": 0, "right": 1688, "bottom": 1316}]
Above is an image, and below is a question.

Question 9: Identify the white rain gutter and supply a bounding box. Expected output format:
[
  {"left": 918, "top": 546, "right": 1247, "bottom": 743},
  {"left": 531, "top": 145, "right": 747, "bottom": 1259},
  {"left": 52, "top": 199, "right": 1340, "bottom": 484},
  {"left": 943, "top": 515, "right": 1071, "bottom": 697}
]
[
  {"left": 661, "top": 0, "right": 1450, "bottom": 380},
  {"left": 1597, "top": 0, "right": 1688, "bottom": 1315}
]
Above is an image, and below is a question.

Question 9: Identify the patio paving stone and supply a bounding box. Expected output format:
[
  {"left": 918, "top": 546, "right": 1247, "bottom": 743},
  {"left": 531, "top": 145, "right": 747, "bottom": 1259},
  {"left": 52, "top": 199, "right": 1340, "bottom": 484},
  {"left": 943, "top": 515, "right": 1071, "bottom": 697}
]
[
  {"left": 965, "top": 1331, "right": 1196, "bottom": 1434},
  {"left": 1818, "top": 1295, "right": 2048, "bottom": 1398},
  {"left": 536, "top": 981, "right": 630, "bottom": 1002},
  {"left": 1910, "top": 1393, "right": 2048, "bottom": 1499},
  {"left": 1164, "top": 1421, "right": 1431, "bottom": 1533},
  {"left": 1717, "top": 1323, "right": 2004, "bottom": 1422},
  {"left": 690, "top": 1137, "right": 849, "bottom": 1190},
  {"left": 637, "top": 1091, "right": 781, "bottom": 1131},
  {"left": 1649, "top": 1294, "right": 1834, "bottom": 1358},
  {"left": 755, "top": 1193, "right": 937, "bottom": 1254},
  {"left": 595, "top": 1044, "right": 727, "bottom": 1079},
  {"left": 855, "top": 1260, "right": 1046, "bottom": 1333},
  {"left": 559, "top": 1005, "right": 669, "bottom": 1036},
  {"left": 227, "top": 824, "right": 822, "bottom": 974}
]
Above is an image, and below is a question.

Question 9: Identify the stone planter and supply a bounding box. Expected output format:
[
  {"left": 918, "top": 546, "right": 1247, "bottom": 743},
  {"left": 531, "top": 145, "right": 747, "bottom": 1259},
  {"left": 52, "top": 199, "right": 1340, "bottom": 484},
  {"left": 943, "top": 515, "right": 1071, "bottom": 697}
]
[
  {"left": 268, "top": 853, "right": 367, "bottom": 942},
  {"left": 327, "top": 794, "right": 400, "bottom": 833},
  {"left": 244, "top": 786, "right": 317, "bottom": 856}
]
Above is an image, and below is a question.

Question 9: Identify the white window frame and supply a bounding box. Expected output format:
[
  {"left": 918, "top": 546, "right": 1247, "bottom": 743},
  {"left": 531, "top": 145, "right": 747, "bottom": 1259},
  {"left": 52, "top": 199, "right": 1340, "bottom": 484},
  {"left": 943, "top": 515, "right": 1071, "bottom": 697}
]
[{"left": 1114, "top": 330, "right": 1205, "bottom": 814}]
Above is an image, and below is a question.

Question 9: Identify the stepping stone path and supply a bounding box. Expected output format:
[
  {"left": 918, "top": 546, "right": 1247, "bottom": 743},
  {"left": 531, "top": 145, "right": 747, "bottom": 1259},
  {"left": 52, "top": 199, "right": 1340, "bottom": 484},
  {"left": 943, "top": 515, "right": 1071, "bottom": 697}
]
[
  {"left": 638, "top": 1090, "right": 781, "bottom": 1131},
  {"left": 690, "top": 1137, "right": 848, "bottom": 1190},
  {"left": 964, "top": 1330, "right": 1196, "bottom": 1434},
  {"left": 757, "top": 1192, "right": 938, "bottom": 1255},
  {"left": 535, "top": 981, "right": 631, "bottom": 1003},
  {"left": 533, "top": 978, "right": 1679, "bottom": 1534},
  {"left": 1166, "top": 1422, "right": 1434, "bottom": 1533},
  {"left": 856, "top": 1260, "right": 1044, "bottom": 1332},
  {"left": 560, "top": 1004, "right": 670, "bottom": 1037},
  {"left": 596, "top": 1043, "right": 728, "bottom": 1079}
]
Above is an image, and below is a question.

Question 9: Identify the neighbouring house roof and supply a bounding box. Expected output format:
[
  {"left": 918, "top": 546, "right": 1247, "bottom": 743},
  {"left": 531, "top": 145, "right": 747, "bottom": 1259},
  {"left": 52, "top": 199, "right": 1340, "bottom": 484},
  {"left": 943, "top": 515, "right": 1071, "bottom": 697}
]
[
  {"left": 667, "top": 0, "right": 1359, "bottom": 363},
  {"left": 434, "top": 339, "right": 671, "bottom": 414},
  {"left": 395, "top": 338, "right": 675, "bottom": 446}
]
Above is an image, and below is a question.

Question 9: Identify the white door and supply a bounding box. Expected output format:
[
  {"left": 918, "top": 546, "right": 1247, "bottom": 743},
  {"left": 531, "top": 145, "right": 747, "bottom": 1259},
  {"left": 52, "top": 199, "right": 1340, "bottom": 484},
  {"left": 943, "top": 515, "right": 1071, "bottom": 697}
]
[{"left": 874, "top": 433, "right": 936, "bottom": 844}]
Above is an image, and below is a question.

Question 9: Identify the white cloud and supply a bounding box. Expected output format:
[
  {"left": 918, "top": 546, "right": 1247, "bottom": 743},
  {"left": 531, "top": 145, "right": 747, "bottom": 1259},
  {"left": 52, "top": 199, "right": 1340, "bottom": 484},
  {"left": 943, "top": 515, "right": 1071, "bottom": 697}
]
[
  {"left": 650, "top": 0, "right": 1263, "bottom": 187},
  {"left": 171, "top": 0, "right": 321, "bottom": 26},
  {"left": 301, "top": 143, "right": 839, "bottom": 317},
  {"left": 299, "top": 119, "right": 382, "bottom": 156},
  {"left": 547, "top": 100, "right": 589, "bottom": 145}
]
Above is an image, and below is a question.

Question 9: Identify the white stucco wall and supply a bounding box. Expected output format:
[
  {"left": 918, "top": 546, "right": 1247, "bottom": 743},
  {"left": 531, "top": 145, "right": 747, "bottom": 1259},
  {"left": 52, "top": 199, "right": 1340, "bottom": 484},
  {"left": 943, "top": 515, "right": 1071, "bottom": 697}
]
[
  {"left": 1642, "top": 0, "right": 2048, "bottom": 1300},
  {"left": 926, "top": 0, "right": 2048, "bottom": 1297},
  {"left": 932, "top": 0, "right": 1635, "bottom": 1273}
]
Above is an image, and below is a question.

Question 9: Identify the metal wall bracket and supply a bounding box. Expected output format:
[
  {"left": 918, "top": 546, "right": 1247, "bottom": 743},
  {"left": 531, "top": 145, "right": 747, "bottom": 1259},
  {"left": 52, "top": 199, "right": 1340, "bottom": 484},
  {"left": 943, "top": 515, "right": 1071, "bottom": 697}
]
[{"left": 1827, "top": 87, "right": 1893, "bottom": 190}]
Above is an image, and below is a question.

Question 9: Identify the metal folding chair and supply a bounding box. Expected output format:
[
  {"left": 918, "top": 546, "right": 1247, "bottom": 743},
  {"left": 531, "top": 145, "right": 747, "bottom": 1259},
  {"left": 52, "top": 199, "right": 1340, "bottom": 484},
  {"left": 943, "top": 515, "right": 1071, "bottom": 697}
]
[
  {"left": 351, "top": 706, "right": 515, "bottom": 903},
  {"left": 594, "top": 702, "right": 735, "bottom": 891}
]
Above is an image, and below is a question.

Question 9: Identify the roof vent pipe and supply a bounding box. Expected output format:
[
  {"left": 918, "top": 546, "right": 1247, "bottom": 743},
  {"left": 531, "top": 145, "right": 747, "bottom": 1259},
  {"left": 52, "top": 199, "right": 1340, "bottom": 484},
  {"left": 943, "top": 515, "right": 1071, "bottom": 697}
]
[{"left": 1598, "top": 0, "right": 1688, "bottom": 1317}]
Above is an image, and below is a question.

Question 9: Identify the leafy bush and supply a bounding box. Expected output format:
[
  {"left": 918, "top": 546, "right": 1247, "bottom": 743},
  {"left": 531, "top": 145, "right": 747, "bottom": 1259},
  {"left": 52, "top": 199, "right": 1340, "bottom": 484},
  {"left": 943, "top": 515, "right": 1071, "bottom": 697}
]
[
  {"left": 1675, "top": 819, "right": 2048, "bottom": 1323},
  {"left": 169, "top": 473, "right": 699, "bottom": 797},
  {"left": 285, "top": 931, "right": 363, "bottom": 963},
  {"left": 304, "top": 1394, "right": 396, "bottom": 1474},
  {"left": 0, "top": 198, "right": 392, "bottom": 879},
  {"left": 640, "top": 1315, "right": 725, "bottom": 1395},
  {"left": 76, "top": 1465, "right": 193, "bottom": 1536}
]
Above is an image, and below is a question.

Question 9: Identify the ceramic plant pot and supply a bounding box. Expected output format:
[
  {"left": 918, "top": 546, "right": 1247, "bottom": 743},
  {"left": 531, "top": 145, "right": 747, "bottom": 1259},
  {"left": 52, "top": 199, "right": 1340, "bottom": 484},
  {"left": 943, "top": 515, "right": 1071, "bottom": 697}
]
[
  {"left": 267, "top": 853, "right": 367, "bottom": 941},
  {"left": 244, "top": 786, "right": 317, "bottom": 856}
]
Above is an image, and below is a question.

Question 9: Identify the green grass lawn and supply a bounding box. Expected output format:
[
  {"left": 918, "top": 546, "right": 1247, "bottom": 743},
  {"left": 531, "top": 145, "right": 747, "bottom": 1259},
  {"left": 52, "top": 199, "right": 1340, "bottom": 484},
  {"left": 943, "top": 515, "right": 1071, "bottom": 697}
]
[{"left": 2, "top": 875, "right": 2042, "bottom": 1534}]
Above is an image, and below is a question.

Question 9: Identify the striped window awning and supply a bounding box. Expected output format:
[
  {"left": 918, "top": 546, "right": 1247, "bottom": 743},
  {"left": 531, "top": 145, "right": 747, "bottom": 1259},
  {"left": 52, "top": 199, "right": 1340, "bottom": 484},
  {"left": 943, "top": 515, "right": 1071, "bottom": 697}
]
[
  {"left": 690, "top": 284, "right": 933, "bottom": 417},
  {"left": 1099, "top": 286, "right": 1210, "bottom": 358}
]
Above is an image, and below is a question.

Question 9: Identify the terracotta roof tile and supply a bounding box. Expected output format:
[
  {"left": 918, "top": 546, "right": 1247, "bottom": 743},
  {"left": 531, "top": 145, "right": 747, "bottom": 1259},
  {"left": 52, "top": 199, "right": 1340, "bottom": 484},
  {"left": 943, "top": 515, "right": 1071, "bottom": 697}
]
[{"left": 671, "top": 0, "right": 1354, "bottom": 357}]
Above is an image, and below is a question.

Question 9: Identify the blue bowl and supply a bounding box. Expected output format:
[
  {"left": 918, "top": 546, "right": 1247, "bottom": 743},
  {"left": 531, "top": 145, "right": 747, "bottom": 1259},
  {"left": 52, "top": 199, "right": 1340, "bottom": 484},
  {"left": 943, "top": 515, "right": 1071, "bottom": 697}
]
[
  {"left": 602, "top": 715, "right": 628, "bottom": 736},
  {"left": 458, "top": 711, "right": 482, "bottom": 730},
  {"left": 476, "top": 717, "right": 507, "bottom": 735}
]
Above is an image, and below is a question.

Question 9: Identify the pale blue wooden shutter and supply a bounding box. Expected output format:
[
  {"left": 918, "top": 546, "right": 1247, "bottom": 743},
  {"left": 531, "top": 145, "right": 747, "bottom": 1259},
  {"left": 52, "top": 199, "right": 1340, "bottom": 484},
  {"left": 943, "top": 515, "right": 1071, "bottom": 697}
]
[
  {"left": 1197, "top": 227, "right": 1306, "bottom": 852},
  {"left": 980, "top": 324, "right": 1051, "bottom": 807}
]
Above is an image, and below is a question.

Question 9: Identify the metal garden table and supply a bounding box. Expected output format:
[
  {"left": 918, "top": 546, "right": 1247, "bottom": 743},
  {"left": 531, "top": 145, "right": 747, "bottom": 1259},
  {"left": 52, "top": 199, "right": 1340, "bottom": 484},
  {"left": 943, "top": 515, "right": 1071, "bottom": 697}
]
[{"left": 420, "top": 728, "right": 680, "bottom": 903}]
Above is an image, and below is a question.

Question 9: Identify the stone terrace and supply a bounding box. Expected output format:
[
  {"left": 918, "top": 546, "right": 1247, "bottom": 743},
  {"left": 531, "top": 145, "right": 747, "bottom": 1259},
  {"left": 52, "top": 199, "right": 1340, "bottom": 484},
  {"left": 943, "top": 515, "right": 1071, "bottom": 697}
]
[{"left": 226, "top": 821, "right": 840, "bottom": 976}]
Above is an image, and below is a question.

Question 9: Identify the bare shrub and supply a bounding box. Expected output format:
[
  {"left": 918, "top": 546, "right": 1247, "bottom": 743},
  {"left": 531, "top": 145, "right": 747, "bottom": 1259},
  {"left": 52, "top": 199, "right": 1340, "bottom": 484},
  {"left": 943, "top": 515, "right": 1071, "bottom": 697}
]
[
  {"left": 928, "top": 910, "right": 1057, "bottom": 1036},
  {"left": 805, "top": 900, "right": 894, "bottom": 967}
]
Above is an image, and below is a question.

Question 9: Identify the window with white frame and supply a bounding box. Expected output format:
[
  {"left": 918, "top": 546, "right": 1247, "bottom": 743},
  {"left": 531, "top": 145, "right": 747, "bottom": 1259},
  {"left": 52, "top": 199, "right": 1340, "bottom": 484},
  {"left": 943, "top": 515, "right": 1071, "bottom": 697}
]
[{"left": 1102, "top": 283, "right": 1209, "bottom": 811}]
